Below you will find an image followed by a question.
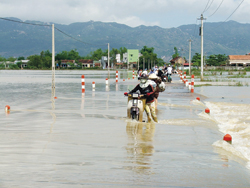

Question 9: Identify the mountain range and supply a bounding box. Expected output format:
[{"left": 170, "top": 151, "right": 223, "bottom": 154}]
[{"left": 0, "top": 17, "right": 250, "bottom": 60}]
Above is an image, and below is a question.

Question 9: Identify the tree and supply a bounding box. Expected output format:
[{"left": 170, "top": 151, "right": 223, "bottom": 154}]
[
  {"left": 139, "top": 46, "right": 159, "bottom": 69},
  {"left": 0, "top": 56, "right": 6, "bottom": 62},
  {"left": 192, "top": 53, "right": 201, "bottom": 66},
  {"left": 7, "top": 57, "right": 16, "bottom": 62},
  {"left": 18, "top": 56, "right": 25, "bottom": 60},
  {"left": 89, "top": 48, "right": 104, "bottom": 60},
  {"left": 119, "top": 47, "right": 127, "bottom": 60},
  {"left": 68, "top": 49, "right": 80, "bottom": 60},
  {"left": 27, "top": 55, "right": 42, "bottom": 68},
  {"left": 44, "top": 50, "right": 52, "bottom": 57},
  {"left": 206, "top": 54, "right": 228, "bottom": 66},
  {"left": 172, "top": 47, "right": 179, "bottom": 59},
  {"left": 55, "top": 51, "right": 68, "bottom": 61}
]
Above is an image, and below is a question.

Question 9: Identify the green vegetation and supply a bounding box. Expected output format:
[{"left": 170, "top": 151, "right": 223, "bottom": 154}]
[
  {"left": 0, "top": 46, "right": 164, "bottom": 70},
  {"left": 191, "top": 53, "right": 228, "bottom": 66},
  {"left": 139, "top": 46, "right": 164, "bottom": 69},
  {"left": 172, "top": 47, "right": 179, "bottom": 59}
]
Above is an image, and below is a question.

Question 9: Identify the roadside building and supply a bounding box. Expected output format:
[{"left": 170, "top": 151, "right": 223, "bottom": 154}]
[
  {"left": 93, "top": 60, "right": 101, "bottom": 68},
  {"left": 1, "top": 61, "right": 15, "bottom": 68},
  {"left": 169, "top": 56, "right": 187, "bottom": 67},
  {"left": 14, "top": 60, "right": 29, "bottom": 68},
  {"left": 228, "top": 54, "right": 250, "bottom": 66},
  {"left": 79, "top": 59, "right": 94, "bottom": 68},
  {"left": 61, "top": 60, "right": 76, "bottom": 68},
  {"left": 123, "top": 49, "right": 141, "bottom": 69},
  {"left": 101, "top": 56, "right": 114, "bottom": 69}
]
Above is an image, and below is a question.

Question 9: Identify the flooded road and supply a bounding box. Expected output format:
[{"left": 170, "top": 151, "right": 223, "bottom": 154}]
[{"left": 1, "top": 70, "right": 250, "bottom": 187}]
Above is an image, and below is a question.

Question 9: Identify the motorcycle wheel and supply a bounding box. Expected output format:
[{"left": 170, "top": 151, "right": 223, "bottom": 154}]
[{"left": 131, "top": 111, "right": 138, "bottom": 120}]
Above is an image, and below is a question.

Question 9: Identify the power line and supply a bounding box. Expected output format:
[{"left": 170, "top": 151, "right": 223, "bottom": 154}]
[
  {"left": 216, "top": 0, "right": 245, "bottom": 28},
  {"left": 192, "top": 19, "right": 199, "bottom": 39},
  {"left": 54, "top": 27, "right": 107, "bottom": 46},
  {"left": 223, "top": 0, "right": 245, "bottom": 22},
  {"left": 0, "top": 17, "right": 107, "bottom": 47},
  {"left": 204, "top": 0, "right": 215, "bottom": 13},
  {"left": 202, "top": 0, "right": 211, "bottom": 14},
  {"left": 208, "top": 0, "right": 224, "bottom": 17},
  {"left": 0, "top": 17, "right": 51, "bottom": 26}
]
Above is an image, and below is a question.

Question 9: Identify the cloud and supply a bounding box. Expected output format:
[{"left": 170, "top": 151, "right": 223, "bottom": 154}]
[{"left": 0, "top": 0, "right": 249, "bottom": 28}]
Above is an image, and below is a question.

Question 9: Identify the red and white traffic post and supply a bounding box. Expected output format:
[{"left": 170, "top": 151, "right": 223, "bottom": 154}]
[
  {"left": 116, "top": 70, "right": 118, "bottom": 83},
  {"left": 191, "top": 74, "right": 194, "bottom": 93},
  {"left": 81, "top": 75, "right": 85, "bottom": 93}
]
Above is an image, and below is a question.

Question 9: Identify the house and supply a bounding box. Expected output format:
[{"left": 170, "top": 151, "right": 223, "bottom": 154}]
[
  {"left": 0, "top": 61, "right": 15, "bottom": 68},
  {"left": 101, "top": 56, "right": 114, "bottom": 69},
  {"left": 123, "top": 49, "right": 142, "bottom": 69},
  {"left": 93, "top": 60, "right": 101, "bottom": 67},
  {"left": 183, "top": 63, "right": 194, "bottom": 69},
  {"left": 169, "top": 56, "right": 187, "bottom": 66},
  {"left": 14, "top": 60, "right": 29, "bottom": 68},
  {"left": 228, "top": 54, "right": 250, "bottom": 66},
  {"left": 61, "top": 60, "right": 76, "bottom": 68},
  {"left": 79, "top": 59, "right": 93, "bottom": 68}
]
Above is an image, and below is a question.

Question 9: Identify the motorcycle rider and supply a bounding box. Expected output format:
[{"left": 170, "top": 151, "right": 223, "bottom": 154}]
[
  {"left": 148, "top": 73, "right": 165, "bottom": 109},
  {"left": 157, "top": 68, "right": 164, "bottom": 81},
  {"left": 167, "top": 65, "right": 173, "bottom": 79},
  {"left": 124, "top": 73, "right": 158, "bottom": 123}
]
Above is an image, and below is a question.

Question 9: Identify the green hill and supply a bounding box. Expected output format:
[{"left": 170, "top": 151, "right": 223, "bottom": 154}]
[{"left": 0, "top": 17, "right": 249, "bottom": 59}]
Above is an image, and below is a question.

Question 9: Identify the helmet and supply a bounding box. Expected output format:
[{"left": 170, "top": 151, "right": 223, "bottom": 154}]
[
  {"left": 140, "top": 73, "right": 148, "bottom": 79},
  {"left": 148, "top": 73, "right": 158, "bottom": 79},
  {"left": 139, "top": 73, "right": 148, "bottom": 84}
]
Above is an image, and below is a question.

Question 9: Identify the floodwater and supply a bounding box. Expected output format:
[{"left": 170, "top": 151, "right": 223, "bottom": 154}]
[{"left": 1, "top": 70, "right": 250, "bottom": 188}]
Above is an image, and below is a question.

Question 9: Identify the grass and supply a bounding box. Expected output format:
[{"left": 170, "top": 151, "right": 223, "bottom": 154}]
[
  {"left": 227, "top": 75, "right": 250, "bottom": 78},
  {"left": 194, "top": 84, "right": 212, "bottom": 87},
  {"left": 235, "top": 82, "right": 243, "bottom": 86}
]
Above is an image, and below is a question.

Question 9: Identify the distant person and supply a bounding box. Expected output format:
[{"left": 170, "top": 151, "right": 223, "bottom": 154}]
[
  {"left": 157, "top": 68, "right": 164, "bottom": 80},
  {"left": 137, "top": 69, "right": 142, "bottom": 78},
  {"left": 167, "top": 65, "right": 173, "bottom": 77},
  {"left": 148, "top": 68, "right": 155, "bottom": 75},
  {"left": 142, "top": 68, "right": 148, "bottom": 75}
]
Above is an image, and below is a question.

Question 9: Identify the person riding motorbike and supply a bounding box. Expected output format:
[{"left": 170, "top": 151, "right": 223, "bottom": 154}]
[
  {"left": 157, "top": 68, "right": 164, "bottom": 81},
  {"left": 149, "top": 73, "right": 165, "bottom": 109},
  {"left": 167, "top": 65, "right": 172, "bottom": 76},
  {"left": 124, "top": 73, "right": 158, "bottom": 123}
]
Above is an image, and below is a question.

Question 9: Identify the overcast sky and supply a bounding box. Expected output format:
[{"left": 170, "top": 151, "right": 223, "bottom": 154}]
[{"left": 0, "top": 0, "right": 249, "bottom": 28}]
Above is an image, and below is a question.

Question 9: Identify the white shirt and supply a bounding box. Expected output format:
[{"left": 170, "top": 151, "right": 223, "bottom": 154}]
[{"left": 167, "top": 67, "right": 172, "bottom": 74}]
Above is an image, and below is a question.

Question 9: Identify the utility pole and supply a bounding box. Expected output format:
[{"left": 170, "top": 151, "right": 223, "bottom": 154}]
[
  {"left": 127, "top": 51, "right": 129, "bottom": 70},
  {"left": 188, "top": 39, "right": 192, "bottom": 75},
  {"left": 143, "top": 58, "right": 145, "bottom": 70},
  {"left": 108, "top": 43, "right": 110, "bottom": 78},
  {"left": 137, "top": 57, "right": 139, "bottom": 70},
  {"left": 198, "top": 14, "right": 206, "bottom": 81},
  {"left": 51, "top": 24, "right": 55, "bottom": 99}
]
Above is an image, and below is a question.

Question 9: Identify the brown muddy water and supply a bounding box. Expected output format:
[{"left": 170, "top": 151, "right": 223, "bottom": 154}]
[{"left": 1, "top": 70, "right": 250, "bottom": 188}]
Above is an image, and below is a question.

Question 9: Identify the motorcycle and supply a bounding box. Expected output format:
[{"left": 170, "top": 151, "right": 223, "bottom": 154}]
[
  {"left": 167, "top": 73, "right": 172, "bottom": 83},
  {"left": 125, "top": 92, "right": 146, "bottom": 122},
  {"left": 161, "top": 73, "right": 168, "bottom": 82}
]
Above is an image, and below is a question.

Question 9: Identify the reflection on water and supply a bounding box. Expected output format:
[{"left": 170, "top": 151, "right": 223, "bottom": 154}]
[
  {"left": 125, "top": 122, "right": 155, "bottom": 174},
  {"left": 1, "top": 70, "right": 250, "bottom": 187}
]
